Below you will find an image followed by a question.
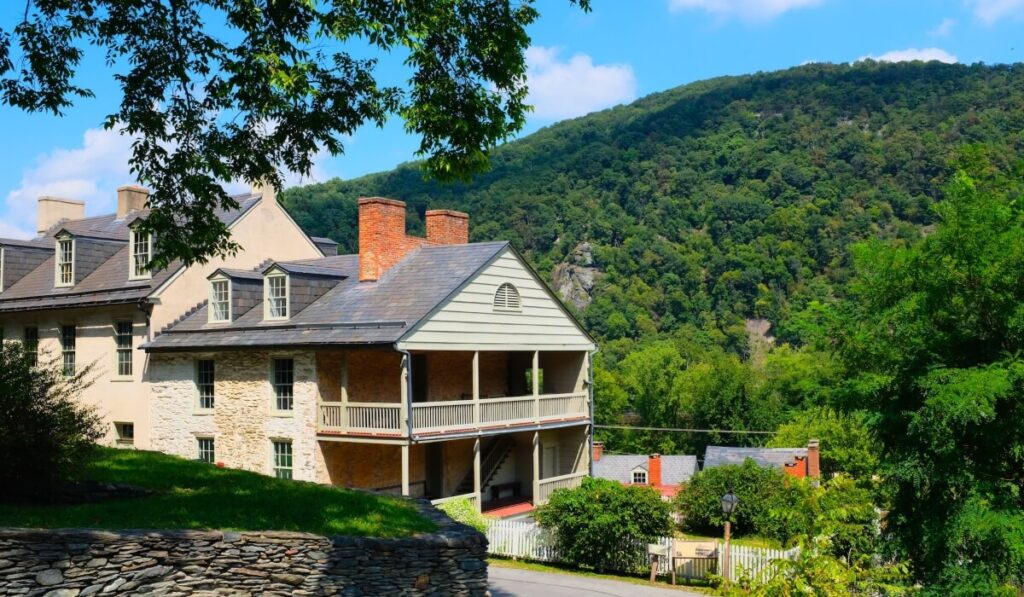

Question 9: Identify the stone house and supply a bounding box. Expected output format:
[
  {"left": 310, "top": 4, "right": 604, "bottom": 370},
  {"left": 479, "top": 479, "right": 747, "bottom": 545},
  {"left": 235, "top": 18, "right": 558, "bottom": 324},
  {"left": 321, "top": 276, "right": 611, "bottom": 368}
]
[
  {"left": 140, "top": 197, "right": 597, "bottom": 515},
  {"left": 0, "top": 186, "right": 325, "bottom": 447}
]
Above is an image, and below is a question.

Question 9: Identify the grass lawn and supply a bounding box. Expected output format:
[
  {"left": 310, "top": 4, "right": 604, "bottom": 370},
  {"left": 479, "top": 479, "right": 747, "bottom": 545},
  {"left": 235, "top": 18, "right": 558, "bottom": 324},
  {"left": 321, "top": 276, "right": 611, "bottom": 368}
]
[
  {"left": 0, "top": 447, "right": 435, "bottom": 538},
  {"left": 488, "top": 557, "right": 717, "bottom": 594}
]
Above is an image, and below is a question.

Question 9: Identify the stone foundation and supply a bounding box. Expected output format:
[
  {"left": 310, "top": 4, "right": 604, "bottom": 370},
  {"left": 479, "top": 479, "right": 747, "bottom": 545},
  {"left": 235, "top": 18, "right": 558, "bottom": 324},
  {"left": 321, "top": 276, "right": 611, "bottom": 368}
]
[{"left": 0, "top": 502, "right": 487, "bottom": 596}]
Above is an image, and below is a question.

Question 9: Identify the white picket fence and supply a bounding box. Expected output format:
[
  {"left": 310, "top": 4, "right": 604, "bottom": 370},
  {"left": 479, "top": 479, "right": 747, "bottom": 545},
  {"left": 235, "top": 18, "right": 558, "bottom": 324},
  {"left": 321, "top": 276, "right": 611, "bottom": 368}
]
[{"left": 485, "top": 519, "right": 799, "bottom": 581}]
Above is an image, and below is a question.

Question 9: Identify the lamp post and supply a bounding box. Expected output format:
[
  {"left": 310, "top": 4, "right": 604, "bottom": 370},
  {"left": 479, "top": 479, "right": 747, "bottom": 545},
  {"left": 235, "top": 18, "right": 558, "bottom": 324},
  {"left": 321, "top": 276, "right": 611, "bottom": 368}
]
[{"left": 720, "top": 488, "right": 739, "bottom": 583}]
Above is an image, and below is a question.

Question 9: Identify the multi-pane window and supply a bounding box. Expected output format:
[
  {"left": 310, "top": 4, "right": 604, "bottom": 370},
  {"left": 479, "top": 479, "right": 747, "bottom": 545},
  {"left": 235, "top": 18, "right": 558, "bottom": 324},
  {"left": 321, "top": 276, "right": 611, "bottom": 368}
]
[
  {"left": 196, "top": 360, "right": 215, "bottom": 410},
  {"left": 197, "top": 437, "right": 215, "bottom": 464},
  {"left": 266, "top": 274, "right": 288, "bottom": 318},
  {"left": 131, "top": 229, "right": 152, "bottom": 278},
  {"left": 272, "top": 358, "right": 294, "bottom": 411},
  {"left": 273, "top": 440, "right": 293, "bottom": 479},
  {"left": 24, "top": 326, "right": 38, "bottom": 366},
  {"left": 56, "top": 238, "right": 74, "bottom": 286},
  {"left": 632, "top": 470, "right": 648, "bottom": 485},
  {"left": 210, "top": 279, "right": 230, "bottom": 322},
  {"left": 115, "top": 321, "right": 133, "bottom": 376},
  {"left": 60, "top": 325, "right": 76, "bottom": 377},
  {"left": 115, "top": 422, "right": 134, "bottom": 446}
]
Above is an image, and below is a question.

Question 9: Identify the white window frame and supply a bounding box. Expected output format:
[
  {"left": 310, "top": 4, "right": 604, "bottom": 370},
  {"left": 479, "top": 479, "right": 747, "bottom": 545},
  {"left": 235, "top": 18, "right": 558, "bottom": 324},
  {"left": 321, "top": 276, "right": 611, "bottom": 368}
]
[
  {"left": 0, "top": 246, "right": 5, "bottom": 293},
  {"left": 197, "top": 437, "right": 216, "bottom": 464},
  {"left": 55, "top": 235, "right": 75, "bottom": 287},
  {"left": 272, "top": 439, "right": 293, "bottom": 479},
  {"left": 264, "top": 271, "right": 289, "bottom": 320},
  {"left": 631, "top": 468, "right": 648, "bottom": 485},
  {"left": 115, "top": 422, "right": 134, "bottom": 447},
  {"left": 493, "top": 282, "right": 522, "bottom": 312},
  {"left": 208, "top": 277, "right": 231, "bottom": 323},
  {"left": 271, "top": 358, "right": 295, "bottom": 412},
  {"left": 195, "top": 359, "right": 216, "bottom": 411},
  {"left": 24, "top": 326, "right": 39, "bottom": 366},
  {"left": 128, "top": 227, "right": 154, "bottom": 280},
  {"left": 114, "top": 320, "right": 134, "bottom": 378}
]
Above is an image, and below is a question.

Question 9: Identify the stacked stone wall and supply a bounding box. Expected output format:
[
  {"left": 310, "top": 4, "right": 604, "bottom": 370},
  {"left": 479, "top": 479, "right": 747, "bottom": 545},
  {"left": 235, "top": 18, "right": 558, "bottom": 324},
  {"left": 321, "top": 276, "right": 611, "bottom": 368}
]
[{"left": 0, "top": 502, "right": 487, "bottom": 596}]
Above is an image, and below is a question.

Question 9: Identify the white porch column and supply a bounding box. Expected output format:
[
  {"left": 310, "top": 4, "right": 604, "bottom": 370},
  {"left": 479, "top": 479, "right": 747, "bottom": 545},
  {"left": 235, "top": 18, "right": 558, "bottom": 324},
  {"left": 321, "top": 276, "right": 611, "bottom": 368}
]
[
  {"left": 473, "top": 438, "right": 482, "bottom": 512},
  {"left": 532, "top": 350, "right": 540, "bottom": 423},
  {"left": 340, "top": 351, "right": 349, "bottom": 432},
  {"left": 532, "top": 430, "right": 540, "bottom": 501},
  {"left": 472, "top": 351, "right": 480, "bottom": 425},
  {"left": 401, "top": 444, "right": 410, "bottom": 497},
  {"left": 401, "top": 354, "right": 410, "bottom": 437}
]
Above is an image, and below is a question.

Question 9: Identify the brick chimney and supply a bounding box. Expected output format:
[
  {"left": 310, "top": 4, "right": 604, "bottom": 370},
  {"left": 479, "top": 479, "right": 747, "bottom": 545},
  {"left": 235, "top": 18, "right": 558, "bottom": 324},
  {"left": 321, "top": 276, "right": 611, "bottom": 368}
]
[
  {"left": 425, "top": 209, "right": 469, "bottom": 245},
  {"left": 37, "top": 197, "right": 85, "bottom": 235},
  {"left": 116, "top": 185, "right": 149, "bottom": 219},
  {"left": 807, "top": 439, "right": 820, "bottom": 479},
  {"left": 592, "top": 442, "right": 604, "bottom": 462},
  {"left": 648, "top": 454, "right": 662, "bottom": 487}
]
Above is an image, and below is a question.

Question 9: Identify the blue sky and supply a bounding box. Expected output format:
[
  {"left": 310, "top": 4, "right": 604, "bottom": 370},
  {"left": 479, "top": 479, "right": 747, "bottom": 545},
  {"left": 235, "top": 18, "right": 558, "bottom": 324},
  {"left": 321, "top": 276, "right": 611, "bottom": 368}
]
[{"left": 1, "top": 0, "right": 1023, "bottom": 238}]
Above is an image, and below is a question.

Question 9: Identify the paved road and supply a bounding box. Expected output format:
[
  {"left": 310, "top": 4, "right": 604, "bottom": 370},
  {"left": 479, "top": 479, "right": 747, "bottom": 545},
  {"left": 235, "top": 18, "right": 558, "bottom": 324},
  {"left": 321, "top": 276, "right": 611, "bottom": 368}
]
[{"left": 489, "top": 566, "right": 705, "bottom": 597}]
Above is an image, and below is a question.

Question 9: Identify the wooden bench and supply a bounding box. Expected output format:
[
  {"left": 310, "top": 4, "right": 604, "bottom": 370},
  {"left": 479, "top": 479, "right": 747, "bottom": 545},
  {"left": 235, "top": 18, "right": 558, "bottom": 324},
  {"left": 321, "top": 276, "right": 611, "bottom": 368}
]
[{"left": 490, "top": 481, "right": 521, "bottom": 501}]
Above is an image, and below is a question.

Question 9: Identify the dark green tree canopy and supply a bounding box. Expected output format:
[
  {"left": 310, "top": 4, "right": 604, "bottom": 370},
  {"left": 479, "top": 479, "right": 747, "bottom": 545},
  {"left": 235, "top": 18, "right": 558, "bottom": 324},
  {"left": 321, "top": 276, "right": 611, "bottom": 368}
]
[{"left": 1, "top": 0, "right": 587, "bottom": 266}]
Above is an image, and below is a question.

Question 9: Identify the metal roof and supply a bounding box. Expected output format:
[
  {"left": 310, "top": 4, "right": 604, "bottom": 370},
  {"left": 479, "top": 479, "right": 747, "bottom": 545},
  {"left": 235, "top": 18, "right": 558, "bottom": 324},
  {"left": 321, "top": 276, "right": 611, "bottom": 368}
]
[
  {"left": 703, "top": 446, "right": 808, "bottom": 470},
  {"left": 593, "top": 454, "right": 698, "bottom": 486}
]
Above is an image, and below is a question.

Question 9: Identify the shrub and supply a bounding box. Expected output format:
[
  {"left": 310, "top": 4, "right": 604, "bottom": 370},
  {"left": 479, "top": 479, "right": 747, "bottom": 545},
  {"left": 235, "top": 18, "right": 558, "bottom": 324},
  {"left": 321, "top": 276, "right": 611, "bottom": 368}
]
[
  {"left": 535, "top": 477, "right": 673, "bottom": 573},
  {"left": 0, "top": 342, "right": 101, "bottom": 501},
  {"left": 676, "top": 460, "right": 800, "bottom": 540},
  {"left": 436, "top": 497, "right": 489, "bottom": 533}
]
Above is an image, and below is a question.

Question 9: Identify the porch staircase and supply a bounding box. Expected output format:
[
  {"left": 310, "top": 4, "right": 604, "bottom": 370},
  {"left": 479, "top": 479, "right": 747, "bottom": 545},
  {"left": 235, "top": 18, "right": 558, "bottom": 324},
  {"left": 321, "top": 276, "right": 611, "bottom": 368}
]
[{"left": 455, "top": 435, "right": 515, "bottom": 496}]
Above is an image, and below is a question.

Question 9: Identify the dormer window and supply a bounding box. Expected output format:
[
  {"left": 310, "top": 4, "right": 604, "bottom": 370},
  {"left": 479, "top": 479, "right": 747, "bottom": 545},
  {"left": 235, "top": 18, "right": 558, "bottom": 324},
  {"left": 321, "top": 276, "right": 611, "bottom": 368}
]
[
  {"left": 265, "top": 272, "right": 289, "bottom": 320},
  {"left": 632, "top": 469, "right": 648, "bottom": 485},
  {"left": 493, "top": 282, "right": 522, "bottom": 312},
  {"left": 129, "top": 227, "right": 153, "bottom": 280},
  {"left": 55, "top": 235, "right": 74, "bottom": 287},
  {"left": 209, "top": 278, "right": 231, "bottom": 323}
]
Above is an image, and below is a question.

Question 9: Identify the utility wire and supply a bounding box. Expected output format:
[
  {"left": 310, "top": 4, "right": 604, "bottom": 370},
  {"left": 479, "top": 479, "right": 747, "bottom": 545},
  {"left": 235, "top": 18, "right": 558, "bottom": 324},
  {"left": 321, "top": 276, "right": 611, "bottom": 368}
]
[{"left": 594, "top": 424, "right": 775, "bottom": 435}]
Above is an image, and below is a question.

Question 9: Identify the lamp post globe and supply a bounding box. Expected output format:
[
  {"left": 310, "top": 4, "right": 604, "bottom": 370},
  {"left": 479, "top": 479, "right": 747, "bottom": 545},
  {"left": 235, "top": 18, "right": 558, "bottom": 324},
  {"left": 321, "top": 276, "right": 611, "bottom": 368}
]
[
  {"left": 720, "top": 489, "right": 738, "bottom": 584},
  {"left": 721, "top": 489, "right": 739, "bottom": 516}
]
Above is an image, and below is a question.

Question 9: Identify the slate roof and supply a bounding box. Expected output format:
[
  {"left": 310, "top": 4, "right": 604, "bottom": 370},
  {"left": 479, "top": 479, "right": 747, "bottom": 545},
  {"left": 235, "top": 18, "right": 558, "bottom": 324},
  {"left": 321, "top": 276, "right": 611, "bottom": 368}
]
[
  {"left": 703, "top": 446, "right": 808, "bottom": 471},
  {"left": 593, "top": 455, "right": 698, "bottom": 486},
  {"left": 0, "top": 194, "right": 261, "bottom": 312},
  {"left": 142, "top": 241, "right": 510, "bottom": 351}
]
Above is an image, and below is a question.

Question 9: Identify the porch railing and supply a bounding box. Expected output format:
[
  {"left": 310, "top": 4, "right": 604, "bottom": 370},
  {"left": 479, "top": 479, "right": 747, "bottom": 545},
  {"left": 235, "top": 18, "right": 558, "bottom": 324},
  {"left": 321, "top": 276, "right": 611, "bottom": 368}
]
[
  {"left": 535, "top": 471, "right": 588, "bottom": 504},
  {"left": 430, "top": 492, "right": 480, "bottom": 511},
  {"left": 317, "top": 391, "right": 588, "bottom": 436}
]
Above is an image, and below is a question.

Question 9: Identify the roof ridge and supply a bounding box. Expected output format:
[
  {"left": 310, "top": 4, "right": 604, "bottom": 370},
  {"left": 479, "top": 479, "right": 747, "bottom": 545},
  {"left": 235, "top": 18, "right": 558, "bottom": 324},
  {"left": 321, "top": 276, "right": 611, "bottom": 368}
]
[{"left": 158, "top": 301, "right": 207, "bottom": 336}]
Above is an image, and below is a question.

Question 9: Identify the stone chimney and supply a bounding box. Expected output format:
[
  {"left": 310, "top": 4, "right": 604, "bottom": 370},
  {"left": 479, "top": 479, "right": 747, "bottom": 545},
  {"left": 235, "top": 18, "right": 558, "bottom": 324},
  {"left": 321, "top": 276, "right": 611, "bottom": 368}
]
[
  {"left": 807, "top": 439, "right": 821, "bottom": 479},
  {"left": 359, "top": 198, "right": 415, "bottom": 282},
  {"left": 592, "top": 442, "right": 604, "bottom": 462},
  {"left": 648, "top": 454, "right": 662, "bottom": 487},
  {"left": 425, "top": 209, "right": 469, "bottom": 245},
  {"left": 116, "top": 185, "right": 149, "bottom": 219},
  {"left": 37, "top": 197, "right": 85, "bottom": 235}
]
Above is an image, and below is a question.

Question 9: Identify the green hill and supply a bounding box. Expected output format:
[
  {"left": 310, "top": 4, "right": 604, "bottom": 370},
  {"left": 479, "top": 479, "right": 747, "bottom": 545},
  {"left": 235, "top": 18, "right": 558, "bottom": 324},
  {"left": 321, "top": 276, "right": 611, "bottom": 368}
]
[{"left": 283, "top": 61, "right": 1024, "bottom": 355}]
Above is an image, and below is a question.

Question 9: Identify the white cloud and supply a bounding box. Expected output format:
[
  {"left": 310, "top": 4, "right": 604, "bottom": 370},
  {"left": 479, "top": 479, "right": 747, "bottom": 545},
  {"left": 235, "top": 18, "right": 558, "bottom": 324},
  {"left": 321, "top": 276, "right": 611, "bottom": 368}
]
[
  {"left": 929, "top": 17, "right": 956, "bottom": 37},
  {"left": 667, "top": 0, "right": 823, "bottom": 21},
  {"left": 858, "top": 48, "right": 958, "bottom": 64},
  {"left": 3, "top": 127, "right": 136, "bottom": 238},
  {"left": 967, "top": 0, "right": 1024, "bottom": 25},
  {"left": 525, "top": 46, "right": 637, "bottom": 120}
]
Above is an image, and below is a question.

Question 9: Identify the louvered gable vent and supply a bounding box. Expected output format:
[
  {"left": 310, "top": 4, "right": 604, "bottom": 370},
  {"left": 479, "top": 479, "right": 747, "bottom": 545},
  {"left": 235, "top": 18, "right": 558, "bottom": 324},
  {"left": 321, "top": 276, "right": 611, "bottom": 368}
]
[{"left": 493, "top": 282, "right": 521, "bottom": 311}]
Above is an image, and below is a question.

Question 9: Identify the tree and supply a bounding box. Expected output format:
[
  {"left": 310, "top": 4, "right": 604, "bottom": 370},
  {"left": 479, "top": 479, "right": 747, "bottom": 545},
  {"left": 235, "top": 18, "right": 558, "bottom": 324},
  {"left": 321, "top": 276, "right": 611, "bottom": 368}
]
[
  {"left": 535, "top": 477, "right": 672, "bottom": 573},
  {"left": 1, "top": 0, "right": 589, "bottom": 267},
  {"left": 832, "top": 169, "right": 1024, "bottom": 592},
  {"left": 0, "top": 341, "right": 101, "bottom": 501},
  {"left": 768, "top": 408, "right": 879, "bottom": 482}
]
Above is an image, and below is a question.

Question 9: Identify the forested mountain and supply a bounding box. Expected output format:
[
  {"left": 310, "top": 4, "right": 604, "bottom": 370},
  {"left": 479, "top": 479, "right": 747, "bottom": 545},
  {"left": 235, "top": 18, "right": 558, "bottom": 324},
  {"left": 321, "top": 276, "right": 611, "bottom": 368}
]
[{"left": 284, "top": 61, "right": 1024, "bottom": 353}]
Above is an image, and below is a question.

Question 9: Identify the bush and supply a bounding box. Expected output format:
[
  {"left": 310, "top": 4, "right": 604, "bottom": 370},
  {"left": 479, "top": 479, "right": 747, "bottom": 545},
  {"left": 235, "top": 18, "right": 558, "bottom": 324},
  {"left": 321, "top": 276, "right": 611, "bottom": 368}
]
[
  {"left": 535, "top": 477, "right": 673, "bottom": 573},
  {"left": 676, "top": 460, "right": 800, "bottom": 540},
  {"left": 435, "top": 497, "right": 489, "bottom": 533},
  {"left": 0, "top": 342, "right": 100, "bottom": 501}
]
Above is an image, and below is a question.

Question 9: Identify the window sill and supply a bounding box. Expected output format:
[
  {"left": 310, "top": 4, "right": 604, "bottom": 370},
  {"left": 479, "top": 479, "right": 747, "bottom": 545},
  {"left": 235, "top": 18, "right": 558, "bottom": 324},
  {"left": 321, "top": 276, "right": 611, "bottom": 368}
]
[
  {"left": 110, "top": 377, "right": 134, "bottom": 383},
  {"left": 193, "top": 409, "right": 215, "bottom": 416},
  {"left": 270, "top": 411, "right": 295, "bottom": 418}
]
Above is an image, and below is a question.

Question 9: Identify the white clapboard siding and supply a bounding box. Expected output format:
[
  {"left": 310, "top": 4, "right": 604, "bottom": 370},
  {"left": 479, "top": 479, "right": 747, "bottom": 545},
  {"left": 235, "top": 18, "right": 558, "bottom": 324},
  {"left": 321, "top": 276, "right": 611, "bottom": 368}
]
[{"left": 400, "top": 250, "right": 594, "bottom": 351}]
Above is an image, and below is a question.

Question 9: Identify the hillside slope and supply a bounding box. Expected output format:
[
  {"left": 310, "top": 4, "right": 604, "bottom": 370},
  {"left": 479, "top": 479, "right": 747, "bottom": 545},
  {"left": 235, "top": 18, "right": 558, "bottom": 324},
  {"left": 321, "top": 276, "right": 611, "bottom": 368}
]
[{"left": 284, "top": 61, "right": 1024, "bottom": 352}]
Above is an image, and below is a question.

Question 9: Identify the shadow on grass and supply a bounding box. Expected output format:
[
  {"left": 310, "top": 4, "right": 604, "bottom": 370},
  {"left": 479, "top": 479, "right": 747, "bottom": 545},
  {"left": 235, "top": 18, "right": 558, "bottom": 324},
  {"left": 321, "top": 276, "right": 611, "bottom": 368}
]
[{"left": 0, "top": 447, "right": 435, "bottom": 538}]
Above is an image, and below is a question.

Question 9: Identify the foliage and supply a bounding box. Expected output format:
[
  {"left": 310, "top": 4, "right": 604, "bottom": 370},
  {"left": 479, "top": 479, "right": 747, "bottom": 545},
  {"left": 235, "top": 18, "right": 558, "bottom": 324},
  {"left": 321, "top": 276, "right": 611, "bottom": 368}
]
[
  {"left": 535, "top": 477, "right": 672, "bottom": 573},
  {"left": 0, "top": 447, "right": 435, "bottom": 537},
  {"left": 676, "top": 461, "right": 797, "bottom": 539},
  {"left": 436, "top": 497, "right": 489, "bottom": 534},
  {"left": 830, "top": 169, "right": 1024, "bottom": 592},
  {"left": 768, "top": 408, "right": 879, "bottom": 482},
  {"left": 0, "top": 342, "right": 101, "bottom": 501},
  {"left": 1, "top": 0, "right": 588, "bottom": 267}
]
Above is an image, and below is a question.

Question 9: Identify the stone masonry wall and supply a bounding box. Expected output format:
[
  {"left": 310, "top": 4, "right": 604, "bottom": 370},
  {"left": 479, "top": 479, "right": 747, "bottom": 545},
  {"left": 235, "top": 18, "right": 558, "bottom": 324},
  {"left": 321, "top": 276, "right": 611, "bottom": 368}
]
[{"left": 0, "top": 502, "right": 487, "bottom": 596}]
